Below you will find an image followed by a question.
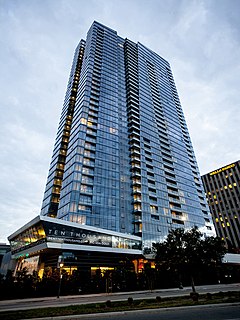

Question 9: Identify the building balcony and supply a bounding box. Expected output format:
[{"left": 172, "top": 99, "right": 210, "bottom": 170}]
[
  {"left": 132, "top": 179, "right": 141, "bottom": 186},
  {"left": 170, "top": 206, "right": 183, "bottom": 214},
  {"left": 84, "top": 145, "right": 96, "bottom": 151},
  {"left": 129, "top": 143, "right": 141, "bottom": 150},
  {"left": 129, "top": 137, "right": 140, "bottom": 144},
  {"left": 133, "top": 208, "right": 142, "bottom": 214},
  {"left": 134, "top": 230, "right": 142, "bottom": 236},
  {"left": 128, "top": 127, "right": 140, "bottom": 135},
  {"left": 131, "top": 171, "right": 141, "bottom": 177},
  {"left": 167, "top": 189, "right": 179, "bottom": 196},
  {"left": 127, "top": 106, "right": 139, "bottom": 115},
  {"left": 166, "top": 178, "right": 177, "bottom": 185},
  {"left": 130, "top": 148, "right": 141, "bottom": 156},
  {"left": 168, "top": 197, "right": 181, "bottom": 204},
  {"left": 130, "top": 156, "right": 141, "bottom": 162},
  {"left": 87, "top": 123, "right": 97, "bottom": 129},
  {"left": 132, "top": 188, "right": 141, "bottom": 194},
  {"left": 133, "top": 218, "right": 142, "bottom": 223},
  {"left": 131, "top": 163, "right": 141, "bottom": 170},
  {"left": 132, "top": 198, "right": 142, "bottom": 204},
  {"left": 128, "top": 122, "right": 140, "bottom": 130}
]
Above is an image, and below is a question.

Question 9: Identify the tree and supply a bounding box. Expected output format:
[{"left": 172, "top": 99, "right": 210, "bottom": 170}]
[
  {"left": 153, "top": 227, "right": 227, "bottom": 293},
  {"left": 0, "top": 270, "right": 15, "bottom": 299}
]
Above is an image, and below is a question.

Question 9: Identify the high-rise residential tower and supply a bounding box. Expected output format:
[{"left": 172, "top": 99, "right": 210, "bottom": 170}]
[
  {"left": 40, "top": 21, "right": 214, "bottom": 254},
  {"left": 202, "top": 161, "right": 240, "bottom": 252}
]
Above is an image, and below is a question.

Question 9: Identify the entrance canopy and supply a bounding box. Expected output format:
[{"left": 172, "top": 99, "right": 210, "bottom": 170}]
[{"left": 8, "top": 216, "right": 142, "bottom": 259}]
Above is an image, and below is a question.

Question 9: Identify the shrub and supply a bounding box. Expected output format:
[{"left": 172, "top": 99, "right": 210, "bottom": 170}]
[
  {"left": 156, "top": 296, "right": 162, "bottom": 303},
  {"left": 206, "top": 293, "right": 212, "bottom": 300},
  {"left": 105, "top": 300, "right": 111, "bottom": 308},
  {"left": 218, "top": 291, "right": 224, "bottom": 297},
  {"left": 190, "top": 292, "right": 199, "bottom": 302},
  {"left": 128, "top": 297, "right": 133, "bottom": 305}
]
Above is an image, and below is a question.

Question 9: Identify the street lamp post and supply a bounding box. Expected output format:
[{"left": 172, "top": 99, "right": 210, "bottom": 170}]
[{"left": 57, "top": 255, "right": 64, "bottom": 299}]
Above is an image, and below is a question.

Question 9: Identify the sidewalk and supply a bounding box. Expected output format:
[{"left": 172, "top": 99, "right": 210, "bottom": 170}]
[
  {"left": 0, "top": 283, "right": 239, "bottom": 307},
  {"left": 0, "top": 286, "right": 188, "bottom": 305}
]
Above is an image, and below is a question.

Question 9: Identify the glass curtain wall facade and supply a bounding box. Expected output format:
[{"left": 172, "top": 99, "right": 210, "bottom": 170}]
[
  {"left": 41, "top": 40, "right": 85, "bottom": 217},
  {"left": 41, "top": 21, "right": 214, "bottom": 252},
  {"left": 202, "top": 161, "right": 240, "bottom": 252}
]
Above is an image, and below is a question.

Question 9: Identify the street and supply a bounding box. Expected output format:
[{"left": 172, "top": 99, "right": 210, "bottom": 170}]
[
  {"left": 77, "top": 304, "right": 240, "bottom": 320},
  {"left": 0, "top": 283, "right": 239, "bottom": 312}
]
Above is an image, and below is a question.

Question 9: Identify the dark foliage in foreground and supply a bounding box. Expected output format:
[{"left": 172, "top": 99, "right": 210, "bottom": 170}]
[{"left": 153, "top": 227, "right": 227, "bottom": 292}]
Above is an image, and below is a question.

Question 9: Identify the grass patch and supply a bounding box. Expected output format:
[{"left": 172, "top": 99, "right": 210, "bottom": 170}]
[{"left": 0, "top": 291, "right": 239, "bottom": 320}]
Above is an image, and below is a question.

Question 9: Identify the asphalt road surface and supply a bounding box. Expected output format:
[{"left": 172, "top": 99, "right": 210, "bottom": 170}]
[
  {"left": 0, "top": 283, "right": 239, "bottom": 312},
  {"left": 76, "top": 304, "right": 240, "bottom": 320}
]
